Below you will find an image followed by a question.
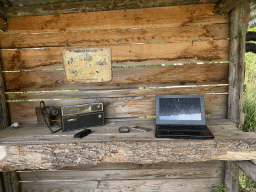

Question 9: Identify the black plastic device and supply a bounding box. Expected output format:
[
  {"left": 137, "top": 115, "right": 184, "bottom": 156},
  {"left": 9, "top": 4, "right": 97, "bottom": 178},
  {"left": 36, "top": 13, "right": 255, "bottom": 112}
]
[
  {"left": 61, "top": 103, "right": 104, "bottom": 132},
  {"left": 74, "top": 129, "right": 91, "bottom": 138}
]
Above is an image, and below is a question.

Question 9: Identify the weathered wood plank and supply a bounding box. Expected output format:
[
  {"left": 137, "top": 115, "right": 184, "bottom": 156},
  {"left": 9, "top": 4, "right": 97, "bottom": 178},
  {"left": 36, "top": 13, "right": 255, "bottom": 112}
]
[
  {"left": 7, "top": 94, "right": 227, "bottom": 123},
  {"left": 6, "top": 3, "right": 228, "bottom": 33},
  {"left": 3, "top": 63, "right": 229, "bottom": 92},
  {"left": 60, "top": 160, "right": 225, "bottom": 171},
  {"left": 0, "top": 40, "right": 229, "bottom": 71},
  {"left": 20, "top": 178, "right": 222, "bottom": 192},
  {"left": 214, "top": 0, "right": 246, "bottom": 15},
  {"left": 0, "top": 119, "right": 256, "bottom": 171},
  {"left": 0, "top": 23, "right": 229, "bottom": 49},
  {"left": 3, "top": 0, "right": 219, "bottom": 18},
  {"left": 18, "top": 163, "right": 224, "bottom": 181},
  {"left": 0, "top": 59, "right": 9, "bottom": 129},
  {"left": 0, "top": 18, "right": 7, "bottom": 32},
  {"left": 225, "top": 161, "right": 239, "bottom": 192},
  {"left": 0, "top": 119, "right": 234, "bottom": 145},
  {"left": 235, "top": 161, "right": 256, "bottom": 182},
  {"left": 6, "top": 85, "right": 228, "bottom": 101},
  {"left": 228, "top": 0, "right": 250, "bottom": 129},
  {"left": 0, "top": 119, "right": 237, "bottom": 144}
]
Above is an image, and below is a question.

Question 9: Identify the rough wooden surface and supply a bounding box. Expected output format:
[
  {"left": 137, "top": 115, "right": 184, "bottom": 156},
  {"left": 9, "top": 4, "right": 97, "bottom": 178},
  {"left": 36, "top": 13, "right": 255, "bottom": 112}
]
[
  {"left": 19, "top": 161, "right": 225, "bottom": 181},
  {"left": 235, "top": 161, "right": 256, "bottom": 182},
  {"left": 19, "top": 178, "right": 222, "bottom": 192},
  {"left": 7, "top": 4, "right": 227, "bottom": 33},
  {"left": 8, "top": 93, "right": 228, "bottom": 123},
  {"left": 225, "top": 161, "right": 240, "bottom": 192},
  {"left": 2, "top": 0, "right": 219, "bottom": 18},
  {"left": 6, "top": 84, "right": 228, "bottom": 101},
  {"left": 0, "top": 59, "right": 9, "bottom": 129},
  {"left": 214, "top": 0, "right": 246, "bottom": 15},
  {"left": 0, "top": 119, "right": 256, "bottom": 171},
  {"left": 3, "top": 63, "right": 229, "bottom": 92},
  {"left": 18, "top": 161, "right": 224, "bottom": 191},
  {"left": 0, "top": 23, "right": 229, "bottom": 49},
  {"left": 0, "top": 40, "right": 229, "bottom": 72},
  {"left": 228, "top": 0, "right": 250, "bottom": 129}
]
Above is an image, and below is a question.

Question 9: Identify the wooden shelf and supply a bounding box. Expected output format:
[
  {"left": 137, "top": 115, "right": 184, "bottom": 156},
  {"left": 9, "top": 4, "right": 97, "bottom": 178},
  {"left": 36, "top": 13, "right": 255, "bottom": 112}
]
[{"left": 0, "top": 118, "right": 256, "bottom": 171}]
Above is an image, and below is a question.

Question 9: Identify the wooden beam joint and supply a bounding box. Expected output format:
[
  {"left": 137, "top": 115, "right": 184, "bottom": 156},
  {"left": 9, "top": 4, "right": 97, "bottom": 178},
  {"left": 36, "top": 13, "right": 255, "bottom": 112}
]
[{"left": 214, "top": 0, "right": 250, "bottom": 15}]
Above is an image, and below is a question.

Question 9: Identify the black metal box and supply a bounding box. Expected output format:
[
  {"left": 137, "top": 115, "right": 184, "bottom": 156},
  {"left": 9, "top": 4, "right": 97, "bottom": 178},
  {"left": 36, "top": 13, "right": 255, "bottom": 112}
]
[{"left": 61, "top": 103, "right": 104, "bottom": 132}]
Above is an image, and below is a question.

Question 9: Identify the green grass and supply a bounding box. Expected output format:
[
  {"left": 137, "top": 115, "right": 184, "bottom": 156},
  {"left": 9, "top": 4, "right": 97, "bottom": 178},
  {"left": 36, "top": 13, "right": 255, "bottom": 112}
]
[
  {"left": 240, "top": 172, "right": 256, "bottom": 191},
  {"left": 239, "top": 27, "right": 256, "bottom": 191},
  {"left": 242, "top": 52, "right": 256, "bottom": 132}
]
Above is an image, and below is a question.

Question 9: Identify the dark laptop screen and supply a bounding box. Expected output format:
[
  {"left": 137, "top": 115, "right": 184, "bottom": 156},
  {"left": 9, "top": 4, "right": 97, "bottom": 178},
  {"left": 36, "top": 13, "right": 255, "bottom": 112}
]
[{"left": 159, "top": 98, "right": 201, "bottom": 121}]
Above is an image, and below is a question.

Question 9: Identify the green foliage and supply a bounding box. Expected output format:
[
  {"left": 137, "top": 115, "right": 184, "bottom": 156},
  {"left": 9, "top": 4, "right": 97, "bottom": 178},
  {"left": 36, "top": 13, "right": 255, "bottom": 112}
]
[
  {"left": 239, "top": 27, "right": 256, "bottom": 191},
  {"left": 239, "top": 172, "right": 256, "bottom": 191},
  {"left": 215, "top": 182, "right": 226, "bottom": 192},
  {"left": 243, "top": 53, "right": 256, "bottom": 132}
]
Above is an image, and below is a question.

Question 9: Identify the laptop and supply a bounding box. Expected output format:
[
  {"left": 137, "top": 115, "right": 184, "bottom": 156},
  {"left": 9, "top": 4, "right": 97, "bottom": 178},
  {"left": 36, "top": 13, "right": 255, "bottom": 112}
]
[{"left": 155, "top": 95, "right": 214, "bottom": 139}]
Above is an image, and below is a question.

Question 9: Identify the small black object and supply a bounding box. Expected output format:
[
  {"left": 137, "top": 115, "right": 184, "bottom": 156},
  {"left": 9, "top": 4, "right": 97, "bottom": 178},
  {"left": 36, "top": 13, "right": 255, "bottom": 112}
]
[
  {"left": 74, "top": 129, "right": 91, "bottom": 138},
  {"left": 119, "top": 126, "right": 129, "bottom": 133}
]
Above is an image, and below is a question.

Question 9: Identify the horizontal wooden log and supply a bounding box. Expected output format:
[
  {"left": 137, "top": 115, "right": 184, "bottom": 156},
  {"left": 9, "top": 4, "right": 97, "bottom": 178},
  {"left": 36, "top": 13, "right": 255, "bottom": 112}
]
[
  {"left": 19, "top": 178, "right": 222, "bottom": 191},
  {"left": 6, "top": 85, "right": 228, "bottom": 101},
  {"left": 3, "top": 0, "right": 219, "bottom": 18},
  {"left": 7, "top": 94, "right": 227, "bottom": 123},
  {"left": 0, "top": 23, "right": 229, "bottom": 49},
  {"left": 235, "top": 161, "right": 256, "bottom": 182},
  {"left": 3, "top": 63, "right": 229, "bottom": 92},
  {"left": 19, "top": 161, "right": 224, "bottom": 182},
  {"left": 6, "top": 4, "right": 229, "bottom": 33},
  {"left": 0, "top": 40, "right": 229, "bottom": 71},
  {"left": 0, "top": 119, "right": 256, "bottom": 171}
]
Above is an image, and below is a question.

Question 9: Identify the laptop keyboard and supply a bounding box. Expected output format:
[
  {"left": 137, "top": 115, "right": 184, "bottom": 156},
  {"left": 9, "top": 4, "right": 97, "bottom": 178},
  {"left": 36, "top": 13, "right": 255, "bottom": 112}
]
[{"left": 157, "top": 125, "right": 207, "bottom": 131}]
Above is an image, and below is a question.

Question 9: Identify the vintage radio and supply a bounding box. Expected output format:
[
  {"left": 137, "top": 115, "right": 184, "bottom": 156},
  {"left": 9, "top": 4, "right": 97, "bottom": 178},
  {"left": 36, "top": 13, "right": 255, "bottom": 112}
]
[{"left": 60, "top": 103, "right": 104, "bottom": 132}]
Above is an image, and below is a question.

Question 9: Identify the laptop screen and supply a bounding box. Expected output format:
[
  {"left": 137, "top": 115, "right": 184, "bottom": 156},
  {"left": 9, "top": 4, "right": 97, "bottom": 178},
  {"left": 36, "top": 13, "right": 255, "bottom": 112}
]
[{"left": 156, "top": 95, "right": 206, "bottom": 125}]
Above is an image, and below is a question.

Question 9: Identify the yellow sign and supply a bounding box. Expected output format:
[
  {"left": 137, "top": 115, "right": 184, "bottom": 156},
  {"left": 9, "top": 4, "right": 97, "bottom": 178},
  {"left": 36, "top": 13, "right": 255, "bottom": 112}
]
[{"left": 62, "top": 48, "right": 112, "bottom": 83}]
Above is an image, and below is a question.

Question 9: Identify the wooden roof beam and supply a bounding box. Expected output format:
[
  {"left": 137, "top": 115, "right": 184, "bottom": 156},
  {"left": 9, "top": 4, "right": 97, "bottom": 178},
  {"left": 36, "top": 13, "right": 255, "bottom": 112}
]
[
  {"left": 2, "top": 0, "right": 219, "bottom": 18},
  {"left": 214, "top": 0, "right": 251, "bottom": 15}
]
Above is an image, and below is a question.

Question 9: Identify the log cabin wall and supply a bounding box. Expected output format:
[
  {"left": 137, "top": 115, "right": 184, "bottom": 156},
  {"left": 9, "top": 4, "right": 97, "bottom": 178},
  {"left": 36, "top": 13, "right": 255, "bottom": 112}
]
[
  {"left": 0, "top": 3, "right": 230, "bottom": 124},
  {"left": 0, "top": 2, "right": 232, "bottom": 191}
]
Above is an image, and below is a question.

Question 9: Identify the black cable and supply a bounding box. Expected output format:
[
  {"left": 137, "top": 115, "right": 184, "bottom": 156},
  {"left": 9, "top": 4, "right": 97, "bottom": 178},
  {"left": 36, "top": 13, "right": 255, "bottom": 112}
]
[{"left": 40, "top": 101, "right": 62, "bottom": 134}]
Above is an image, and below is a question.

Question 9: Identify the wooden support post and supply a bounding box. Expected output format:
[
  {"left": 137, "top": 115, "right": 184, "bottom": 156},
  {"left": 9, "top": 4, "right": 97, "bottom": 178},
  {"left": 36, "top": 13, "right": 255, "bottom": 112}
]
[
  {"left": 225, "top": 161, "right": 240, "bottom": 192},
  {"left": 235, "top": 161, "right": 256, "bottom": 182},
  {"left": 228, "top": 0, "right": 251, "bottom": 129},
  {"left": 0, "top": 57, "right": 9, "bottom": 129},
  {"left": 0, "top": 17, "right": 7, "bottom": 32},
  {"left": 0, "top": 172, "right": 19, "bottom": 192}
]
